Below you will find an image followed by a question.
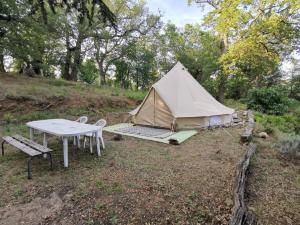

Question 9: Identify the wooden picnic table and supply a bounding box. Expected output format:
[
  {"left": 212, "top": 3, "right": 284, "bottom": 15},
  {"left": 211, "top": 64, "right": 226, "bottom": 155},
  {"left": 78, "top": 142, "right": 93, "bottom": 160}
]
[{"left": 26, "top": 119, "right": 101, "bottom": 167}]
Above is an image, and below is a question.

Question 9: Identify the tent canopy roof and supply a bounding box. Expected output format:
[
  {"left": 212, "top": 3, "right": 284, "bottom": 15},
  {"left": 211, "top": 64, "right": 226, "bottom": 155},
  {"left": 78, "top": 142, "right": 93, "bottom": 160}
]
[{"left": 130, "top": 62, "right": 234, "bottom": 118}]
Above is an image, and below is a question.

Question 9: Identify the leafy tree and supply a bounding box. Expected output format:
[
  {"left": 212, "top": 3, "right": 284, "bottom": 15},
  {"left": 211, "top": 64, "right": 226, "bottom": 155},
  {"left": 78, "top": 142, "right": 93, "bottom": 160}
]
[
  {"left": 92, "top": 0, "right": 161, "bottom": 85},
  {"left": 0, "top": 0, "right": 115, "bottom": 79},
  {"left": 180, "top": 24, "right": 221, "bottom": 83},
  {"left": 226, "top": 74, "right": 250, "bottom": 99},
  {"left": 189, "top": 0, "right": 300, "bottom": 102},
  {"left": 114, "top": 60, "right": 131, "bottom": 89},
  {"left": 115, "top": 40, "right": 157, "bottom": 90},
  {"left": 0, "top": 0, "right": 63, "bottom": 76},
  {"left": 1, "top": 0, "right": 116, "bottom": 26},
  {"left": 157, "top": 23, "right": 221, "bottom": 94}
]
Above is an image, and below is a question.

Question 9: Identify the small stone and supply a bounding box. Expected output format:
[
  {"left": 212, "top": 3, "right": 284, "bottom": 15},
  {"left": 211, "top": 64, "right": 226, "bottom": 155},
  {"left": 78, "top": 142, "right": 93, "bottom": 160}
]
[
  {"left": 233, "top": 118, "right": 242, "bottom": 123},
  {"left": 248, "top": 206, "right": 256, "bottom": 212},
  {"left": 112, "top": 134, "right": 123, "bottom": 141},
  {"left": 258, "top": 132, "right": 269, "bottom": 138},
  {"left": 63, "top": 193, "right": 74, "bottom": 201},
  {"left": 225, "top": 198, "right": 233, "bottom": 206},
  {"left": 232, "top": 113, "right": 238, "bottom": 119}
]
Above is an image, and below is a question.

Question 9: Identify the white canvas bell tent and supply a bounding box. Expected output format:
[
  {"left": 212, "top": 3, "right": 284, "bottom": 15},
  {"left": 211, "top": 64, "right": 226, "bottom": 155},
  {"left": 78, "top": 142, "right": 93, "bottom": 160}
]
[{"left": 129, "top": 62, "right": 234, "bottom": 130}]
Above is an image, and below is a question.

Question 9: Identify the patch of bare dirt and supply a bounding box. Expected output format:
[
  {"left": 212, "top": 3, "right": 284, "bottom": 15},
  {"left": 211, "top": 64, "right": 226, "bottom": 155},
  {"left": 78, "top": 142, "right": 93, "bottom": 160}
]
[{"left": 0, "top": 192, "right": 63, "bottom": 225}]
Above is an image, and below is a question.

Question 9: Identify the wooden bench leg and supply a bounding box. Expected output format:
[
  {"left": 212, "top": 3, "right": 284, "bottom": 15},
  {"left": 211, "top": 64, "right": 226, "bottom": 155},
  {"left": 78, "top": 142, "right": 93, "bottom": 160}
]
[
  {"left": 27, "top": 157, "right": 32, "bottom": 179},
  {"left": 48, "top": 153, "right": 53, "bottom": 171},
  {"left": 1, "top": 140, "right": 5, "bottom": 156}
]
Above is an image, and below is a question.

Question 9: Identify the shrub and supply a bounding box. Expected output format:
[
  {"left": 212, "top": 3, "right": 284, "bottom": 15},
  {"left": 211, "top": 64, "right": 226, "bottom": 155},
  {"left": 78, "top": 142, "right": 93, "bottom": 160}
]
[
  {"left": 79, "top": 60, "right": 98, "bottom": 85},
  {"left": 255, "top": 112, "right": 299, "bottom": 134},
  {"left": 273, "top": 135, "right": 300, "bottom": 159},
  {"left": 264, "top": 126, "right": 274, "bottom": 135},
  {"left": 247, "top": 86, "right": 290, "bottom": 115}
]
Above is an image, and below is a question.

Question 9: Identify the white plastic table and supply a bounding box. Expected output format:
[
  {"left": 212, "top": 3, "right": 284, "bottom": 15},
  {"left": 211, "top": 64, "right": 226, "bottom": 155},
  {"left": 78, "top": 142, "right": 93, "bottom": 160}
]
[{"left": 26, "top": 119, "right": 101, "bottom": 167}]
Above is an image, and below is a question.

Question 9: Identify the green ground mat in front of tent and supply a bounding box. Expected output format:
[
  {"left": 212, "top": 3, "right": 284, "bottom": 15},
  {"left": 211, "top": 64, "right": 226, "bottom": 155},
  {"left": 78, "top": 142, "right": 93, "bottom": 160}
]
[{"left": 103, "top": 123, "right": 198, "bottom": 144}]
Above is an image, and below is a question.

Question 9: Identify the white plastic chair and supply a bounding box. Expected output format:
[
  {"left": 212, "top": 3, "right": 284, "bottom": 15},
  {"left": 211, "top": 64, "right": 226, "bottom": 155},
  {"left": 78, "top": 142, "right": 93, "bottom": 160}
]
[
  {"left": 74, "top": 116, "right": 88, "bottom": 148},
  {"left": 83, "top": 119, "right": 106, "bottom": 153}
]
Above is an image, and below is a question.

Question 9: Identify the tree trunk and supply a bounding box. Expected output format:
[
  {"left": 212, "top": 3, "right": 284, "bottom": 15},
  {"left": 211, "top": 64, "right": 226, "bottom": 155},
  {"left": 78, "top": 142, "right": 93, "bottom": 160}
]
[
  {"left": 70, "top": 32, "right": 84, "bottom": 81},
  {"left": 290, "top": 73, "right": 294, "bottom": 97},
  {"left": 95, "top": 45, "right": 107, "bottom": 86},
  {"left": 217, "top": 33, "right": 229, "bottom": 103},
  {"left": 222, "top": 33, "right": 229, "bottom": 52},
  {"left": 63, "top": 35, "right": 73, "bottom": 80},
  {"left": 31, "top": 59, "right": 42, "bottom": 75},
  {"left": 99, "top": 68, "right": 106, "bottom": 85},
  {"left": 96, "top": 58, "right": 106, "bottom": 85},
  {"left": 217, "top": 74, "right": 226, "bottom": 103},
  {"left": 63, "top": 49, "right": 72, "bottom": 80},
  {"left": 135, "top": 75, "right": 139, "bottom": 91},
  {"left": 0, "top": 54, "right": 5, "bottom": 72}
]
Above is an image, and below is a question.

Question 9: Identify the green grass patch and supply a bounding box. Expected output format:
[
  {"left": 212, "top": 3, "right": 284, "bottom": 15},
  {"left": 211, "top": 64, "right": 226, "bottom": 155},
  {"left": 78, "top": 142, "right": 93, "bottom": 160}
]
[
  {"left": 294, "top": 176, "right": 300, "bottom": 189},
  {"left": 255, "top": 112, "right": 299, "bottom": 134},
  {"left": 3, "top": 124, "right": 28, "bottom": 136},
  {"left": 3, "top": 113, "right": 16, "bottom": 123},
  {"left": 124, "top": 90, "right": 147, "bottom": 101},
  {"left": 18, "top": 111, "right": 60, "bottom": 122},
  {"left": 95, "top": 202, "right": 107, "bottom": 210},
  {"left": 95, "top": 180, "right": 123, "bottom": 194},
  {"left": 47, "top": 78, "right": 76, "bottom": 87},
  {"left": 14, "top": 186, "right": 24, "bottom": 197},
  {"left": 63, "top": 107, "right": 93, "bottom": 117},
  {"left": 224, "top": 99, "right": 247, "bottom": 110}
]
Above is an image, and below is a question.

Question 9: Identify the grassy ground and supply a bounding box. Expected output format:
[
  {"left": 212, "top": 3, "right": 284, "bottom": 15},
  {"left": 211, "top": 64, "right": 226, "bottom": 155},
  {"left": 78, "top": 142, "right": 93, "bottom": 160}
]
[
  {"left": 247, "top": 97, "right": 300, "bottom": 224},
  {"left": 0, "top": 73, "right": 299, "bottom": 225},
  {"left": 0, "top": 126, "right": 245, "bottom": 225},
  {"left": 247, "top": 137, "right": 300, "bottom": 225},
  {"left": 0, "top": 73, "right": 246, "bottom": 224}
]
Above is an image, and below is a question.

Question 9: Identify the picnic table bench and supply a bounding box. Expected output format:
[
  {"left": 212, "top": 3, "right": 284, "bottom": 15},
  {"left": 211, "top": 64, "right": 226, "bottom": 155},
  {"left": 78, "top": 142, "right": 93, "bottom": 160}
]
[
  {"left": 26, "top": 119, "right": 102, "bottom": 167},
  {"left": 1, "top": 135, "right": 53, "bottom": 179}
]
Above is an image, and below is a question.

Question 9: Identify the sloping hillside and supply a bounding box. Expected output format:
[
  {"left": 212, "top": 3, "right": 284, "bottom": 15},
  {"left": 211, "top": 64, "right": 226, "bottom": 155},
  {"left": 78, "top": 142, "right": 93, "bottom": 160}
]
[{"left": 0, "top": 73, "right": 142, "bottom": 125}]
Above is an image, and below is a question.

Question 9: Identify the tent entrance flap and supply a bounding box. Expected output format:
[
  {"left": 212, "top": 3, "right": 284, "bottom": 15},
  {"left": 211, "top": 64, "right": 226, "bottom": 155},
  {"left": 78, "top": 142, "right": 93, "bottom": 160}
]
[{"left": 133, "top": 89, "right": 173, "bottom": 128}]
